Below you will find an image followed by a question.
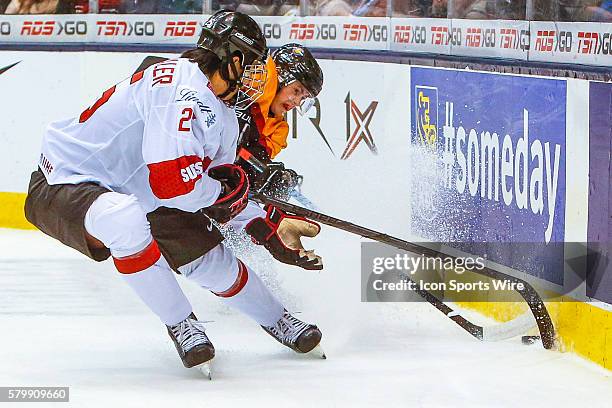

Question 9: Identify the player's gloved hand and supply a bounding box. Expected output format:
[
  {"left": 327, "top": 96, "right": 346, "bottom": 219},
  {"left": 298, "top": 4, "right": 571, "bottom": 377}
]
[
  {"left": 257, "top": 162, "right": 302, "bottom": 201},
  {"left": 245, "top": 205, "right": 323, "bottom": 270},
  {"left": 202, "top": 164, "right": 249, "bottom": 224}
]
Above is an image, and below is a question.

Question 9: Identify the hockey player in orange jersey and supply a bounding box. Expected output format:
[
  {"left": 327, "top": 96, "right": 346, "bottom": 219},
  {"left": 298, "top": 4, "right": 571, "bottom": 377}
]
[{"left": 235, "top": 43, "right": 324, "bottom": 201}]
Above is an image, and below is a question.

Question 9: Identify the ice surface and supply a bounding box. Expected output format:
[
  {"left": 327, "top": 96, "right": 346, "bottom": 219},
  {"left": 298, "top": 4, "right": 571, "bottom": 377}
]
[{"left": 0, "top": 228, "right": 610, "bottom": 407}]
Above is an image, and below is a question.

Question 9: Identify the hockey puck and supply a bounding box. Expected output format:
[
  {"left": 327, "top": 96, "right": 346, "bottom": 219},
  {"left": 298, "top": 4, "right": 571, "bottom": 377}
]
[{"left": 521, "top": 335, "right": 540, "bottom": 345}]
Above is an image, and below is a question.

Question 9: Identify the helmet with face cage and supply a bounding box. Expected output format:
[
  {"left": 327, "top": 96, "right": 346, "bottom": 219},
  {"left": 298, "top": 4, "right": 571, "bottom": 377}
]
[{"left": 197, "top": 10, "right": 268, "bottom": 110}]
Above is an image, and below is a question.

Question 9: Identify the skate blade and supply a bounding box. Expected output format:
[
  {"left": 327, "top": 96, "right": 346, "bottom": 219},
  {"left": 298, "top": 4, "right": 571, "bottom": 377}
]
[
  {"left": 194, "top": 360, "right": 213, "bottom": 380},
  {"left": 308, "top": 344, "right": 326, "bottom": 360}
]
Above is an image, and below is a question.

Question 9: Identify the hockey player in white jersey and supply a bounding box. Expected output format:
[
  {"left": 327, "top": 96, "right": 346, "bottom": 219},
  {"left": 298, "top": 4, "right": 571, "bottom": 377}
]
[{"left": 24, "top": 11, "right": 324, "bottom": 377}]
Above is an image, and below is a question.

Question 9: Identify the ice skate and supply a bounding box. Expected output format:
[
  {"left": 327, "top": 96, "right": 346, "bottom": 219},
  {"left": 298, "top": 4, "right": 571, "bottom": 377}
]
[
  {"left": 262, "top": 310, "right": 326, "bottom": 359},
  {"left": 167, "top": 313, "right": 215, "bottom": 379}
]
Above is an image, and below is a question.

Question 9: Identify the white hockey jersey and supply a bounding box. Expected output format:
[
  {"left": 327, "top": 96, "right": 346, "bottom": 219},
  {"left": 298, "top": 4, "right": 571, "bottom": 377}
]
[{"left": 39, "top": 58, "right": 264, "bottom": 224}]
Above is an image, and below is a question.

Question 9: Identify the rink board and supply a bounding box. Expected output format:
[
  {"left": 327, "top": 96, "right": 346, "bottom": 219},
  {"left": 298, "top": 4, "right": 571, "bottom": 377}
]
[
  {"left": 0, "top": 51, "right": 610, "bottom": 369},
  {"left": 0, "top": 15, "right": 610, "bottom": 66},
  {"left": 409, "top": 67, "right": 567, "bottom": 284}
]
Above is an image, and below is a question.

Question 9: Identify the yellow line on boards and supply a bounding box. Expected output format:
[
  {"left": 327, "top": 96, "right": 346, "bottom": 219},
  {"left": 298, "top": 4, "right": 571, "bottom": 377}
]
[
  {"left": 0, "top": 192, "right": 35, "bottom": 230},
  {"left": 458, "top": 299, "right": 611, "bottom": 370}
]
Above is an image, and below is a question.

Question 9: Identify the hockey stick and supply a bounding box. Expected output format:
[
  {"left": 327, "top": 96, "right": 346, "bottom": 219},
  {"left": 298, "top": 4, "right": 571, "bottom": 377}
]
[
  {"left": 238, "top": 148, "right": 319, "bottom": 210},
  {"left": 400, "top": 269, "right": 537, "bottom": 342},
  {"left": 252, "top": 194, "right": 556, "bottom": 349},
  {"left": 289, "top": 189, "right": 319, "bottom": 211}
]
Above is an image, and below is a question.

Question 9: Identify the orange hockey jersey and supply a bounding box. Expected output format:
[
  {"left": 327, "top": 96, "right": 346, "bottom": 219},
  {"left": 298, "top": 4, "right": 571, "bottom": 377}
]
[{"left": 249, "top": 56, "right": 290, "bottom": 159}]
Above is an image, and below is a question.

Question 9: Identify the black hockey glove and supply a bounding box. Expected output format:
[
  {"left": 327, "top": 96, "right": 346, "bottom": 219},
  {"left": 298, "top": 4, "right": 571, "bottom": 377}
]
[
  {"left": 245, "top": 205, "right": 323, "bottom": 270},
  {"left": 256, "top": 162, "right": 302, "bottom": 201},
  {"left": 202, "top": 164, "right": 249, "bottom": 224}
]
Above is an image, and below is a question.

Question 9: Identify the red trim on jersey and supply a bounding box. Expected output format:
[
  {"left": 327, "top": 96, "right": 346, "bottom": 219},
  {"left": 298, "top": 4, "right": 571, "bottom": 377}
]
[
  {"left": 113, "top": 240, "right": 161, "bottom": 274},
  {"left": 79, "top": 85, "right": 116, "bottom": 123},
  {"left": 130, "top": 70, "right": 145, "bottom": 84},
  {"left": 213, "top": 260, "right": 249, "bottom": 298},
  {"left": 147, "top": 156, "right": 212, "bottom": 200}
]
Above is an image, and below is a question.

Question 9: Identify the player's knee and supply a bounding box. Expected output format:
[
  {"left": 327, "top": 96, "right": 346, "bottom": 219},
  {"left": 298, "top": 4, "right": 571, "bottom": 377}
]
[
  {"left": 85, "top": 192, "right": 152, "bottom": 256},
  {"left": 180, "top": 245, "right": 245, "bottom": 294},
  {"left": 213, "top": 259, "right": 249, "bottom": 298}
]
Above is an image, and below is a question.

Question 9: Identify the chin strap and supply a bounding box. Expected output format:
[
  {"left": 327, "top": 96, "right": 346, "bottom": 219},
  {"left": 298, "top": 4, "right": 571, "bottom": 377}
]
[
  {"left": 217, "top": 43, "right": 243, "bottom": 102},
  {"left": 217, "top": 81, "right": 239, "bottom": 100}
]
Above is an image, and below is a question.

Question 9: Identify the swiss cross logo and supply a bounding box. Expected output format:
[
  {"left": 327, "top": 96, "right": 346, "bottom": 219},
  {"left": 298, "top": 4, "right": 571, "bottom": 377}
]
[
  {"left": 21, "top": 21, "right": 54, "bottom": 36},
  {"left": 164, "top": 21, "right": 197, "bottom": 37},
  {"left": 341, "top": 92, "right": 379, "bottom": 160}
]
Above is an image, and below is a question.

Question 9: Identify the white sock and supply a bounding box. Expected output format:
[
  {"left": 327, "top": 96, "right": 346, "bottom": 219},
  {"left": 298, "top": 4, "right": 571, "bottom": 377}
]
[
  {"left": 181, "top": 245, "right": 284, "bottom": 327},
  {"left": 84, "top": 192, "right": 192, "bottom": 326},
  {"left": 121, "top": 255, "right": 193, "bottom": 326}
]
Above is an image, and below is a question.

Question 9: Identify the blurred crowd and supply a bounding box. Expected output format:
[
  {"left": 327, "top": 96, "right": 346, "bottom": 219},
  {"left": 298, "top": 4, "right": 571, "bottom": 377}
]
[{"left": 1, "top": 0, "right": 610, "bottom": 22}]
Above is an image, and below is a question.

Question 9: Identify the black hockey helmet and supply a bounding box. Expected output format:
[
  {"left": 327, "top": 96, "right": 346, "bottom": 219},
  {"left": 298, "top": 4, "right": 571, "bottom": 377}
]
[
  {"left": 197, "top": 10, "right": 268, "bottom": 110},
  {"left": 272, "top": 43, "right": 323, "bottom": 113}
]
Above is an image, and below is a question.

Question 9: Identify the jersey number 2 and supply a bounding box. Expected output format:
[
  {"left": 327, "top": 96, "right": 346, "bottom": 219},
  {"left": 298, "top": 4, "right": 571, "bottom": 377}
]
[{"left": 178, "top": 108, "right": 195, "bottom": 132}]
